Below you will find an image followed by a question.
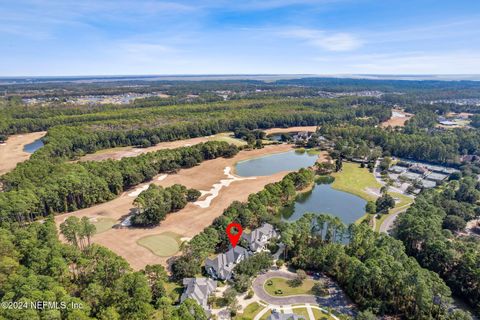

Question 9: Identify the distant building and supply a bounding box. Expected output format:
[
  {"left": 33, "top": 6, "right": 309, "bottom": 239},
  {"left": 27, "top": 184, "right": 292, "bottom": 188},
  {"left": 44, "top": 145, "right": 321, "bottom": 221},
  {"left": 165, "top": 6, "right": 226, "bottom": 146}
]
[
  {"left": 460, "top": 154, "right": 480, "bottom": 163},
  {"left": 400, "top": 172, "right": 423, "bottom": 181},
  {"left": 181, "top": 278, "right": 216, "bottom": 312},
  {"left": 242, "top": 223, "right": 278, "bottom": 252},
  {"left": 205, "top": 246, "right": 251, "bottom": 280},
  {"left": 409, "top": 164, "right": 428, "bottom": 175},
  {"left": 389, "top": 165, "right": 407, "bottom": 174},
  {"left": 425, "top": 172, "right": 448, "bottom": 182}
]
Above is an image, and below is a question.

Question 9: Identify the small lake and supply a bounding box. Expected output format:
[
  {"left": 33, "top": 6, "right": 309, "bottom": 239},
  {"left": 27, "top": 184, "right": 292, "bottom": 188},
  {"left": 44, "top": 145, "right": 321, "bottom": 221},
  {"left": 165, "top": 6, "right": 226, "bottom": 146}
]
[
  {"left": 235, "top": 150, "right": 318, "bottom": 177},
  {"left": 281, "top": 183, "right": 366, "bottom": 225},
  {"left": 23, "top": 138, "right": 44, "bottom": 153}
]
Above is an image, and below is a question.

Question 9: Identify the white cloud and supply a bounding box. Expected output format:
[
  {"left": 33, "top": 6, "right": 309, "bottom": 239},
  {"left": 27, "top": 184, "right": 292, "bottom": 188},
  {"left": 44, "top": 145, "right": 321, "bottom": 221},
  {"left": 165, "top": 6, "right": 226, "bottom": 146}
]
[{"left": 281, "top": 28, "right": 362, "bottom": 51}]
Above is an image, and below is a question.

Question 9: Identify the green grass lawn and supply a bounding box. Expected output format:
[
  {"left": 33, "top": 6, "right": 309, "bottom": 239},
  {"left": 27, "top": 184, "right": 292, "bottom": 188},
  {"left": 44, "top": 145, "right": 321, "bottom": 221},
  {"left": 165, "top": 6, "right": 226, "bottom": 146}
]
[
  {"left": 331, "top": 162, "right": 381, "bottom": 202},
  {"left": 234, "top": 302, "right": 263, "bottom": 320},
  {"left": 260, "top": 310, "right": 272, "bottom": 320},
  {"left": 263, "top": 277, "right": 317, "bottom": 296},
  {"left": 137, "top": 232, "right": 182, "bottom": 257},
  {"left": 331, "top": 162, "right": 414, "bottom": 227},
  {"left": 91, "top": 217, "right": 117, "bottom": 234},
  {"left": 164, "top": 281, "right": 183, "bottom": 303},
  {"left": 311, "top": 307, "right": 336, "bottom": 320},
  {"left": 291, "top": 307, "right": 310, "bottom": 319},
  {"left": 209, "top": 133, "right": 247, "bottom": 146}
]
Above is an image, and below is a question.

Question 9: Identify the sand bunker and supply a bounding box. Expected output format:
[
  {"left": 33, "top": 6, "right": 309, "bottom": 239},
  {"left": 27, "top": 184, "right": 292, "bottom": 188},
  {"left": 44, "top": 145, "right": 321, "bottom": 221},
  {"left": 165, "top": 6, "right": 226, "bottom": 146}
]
[
  {"left": 194, "top": 167, "right": 256, "bottom": 208},
  {"left": 128, "top": 185, "right": 149, "bottom": 197},
  {"left": 0, "top": 131, "right": 46, "bottom": 176}
]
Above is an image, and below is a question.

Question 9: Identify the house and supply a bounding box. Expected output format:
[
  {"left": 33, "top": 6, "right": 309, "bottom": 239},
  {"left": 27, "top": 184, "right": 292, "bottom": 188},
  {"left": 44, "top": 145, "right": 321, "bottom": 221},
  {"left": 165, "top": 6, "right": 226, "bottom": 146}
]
[
  {"left": 205, "top": 246, "right": 251, "bottom": 280},
  {"left": 268, "top": 312, "right": 305, "bottom": 320},
  {"left": 242, "top": 223, "right": 278, "bottom": 252},
  {"left": 181, "top": 278, "right": 217, "bottom": 312}
]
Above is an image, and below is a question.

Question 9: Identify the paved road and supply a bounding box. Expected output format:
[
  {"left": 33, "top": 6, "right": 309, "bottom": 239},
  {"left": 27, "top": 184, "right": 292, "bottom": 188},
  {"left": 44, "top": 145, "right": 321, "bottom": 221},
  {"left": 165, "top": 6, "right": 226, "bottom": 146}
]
[
  {"left": 252, "top": 270, "right": 356, "bottom": 317},
  {"left": 379, "top": 208, "right": 407, "bottom": 234}
]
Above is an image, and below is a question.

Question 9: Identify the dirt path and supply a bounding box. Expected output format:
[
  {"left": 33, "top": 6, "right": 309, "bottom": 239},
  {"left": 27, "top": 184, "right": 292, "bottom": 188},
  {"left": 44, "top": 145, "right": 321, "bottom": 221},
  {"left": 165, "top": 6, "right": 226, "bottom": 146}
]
[
  {"left": 55, "top": 144, "right": 295, "bottom": 270},
  {"left": 0, "top": 131, "right": 46, "bottom": 176}
]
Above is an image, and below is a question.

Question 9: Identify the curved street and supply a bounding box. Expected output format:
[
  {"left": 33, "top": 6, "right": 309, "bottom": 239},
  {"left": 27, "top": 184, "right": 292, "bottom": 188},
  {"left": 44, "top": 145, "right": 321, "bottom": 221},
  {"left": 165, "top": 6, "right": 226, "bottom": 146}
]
[{"left": 252, "top": 269, "right": 357, "bottom": 317}]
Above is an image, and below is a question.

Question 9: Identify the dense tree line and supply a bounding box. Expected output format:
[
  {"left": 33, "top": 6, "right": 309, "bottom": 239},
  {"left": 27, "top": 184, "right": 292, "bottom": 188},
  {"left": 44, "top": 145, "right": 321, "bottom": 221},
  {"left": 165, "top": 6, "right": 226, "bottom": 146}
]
[
  {"left": 0, "top": 96, "right": 388, "bottom": 136},
  {"left": 394, "top": 178, "right": 480, "bottom": 314},
  {"left": 0, "top": 217, "right": 208, "bottom": 319},
  {"left": 132, "top": 184, "right": 200, "bottom": 226},
  {"left": 0, "top": 141, "right": 237, "bottom": 223},
  {"left": 320, "top": 124, "right": 480, "bottom": 165},
  {"left": 283, "top": 213, "right": 471, "bottom": 319}
]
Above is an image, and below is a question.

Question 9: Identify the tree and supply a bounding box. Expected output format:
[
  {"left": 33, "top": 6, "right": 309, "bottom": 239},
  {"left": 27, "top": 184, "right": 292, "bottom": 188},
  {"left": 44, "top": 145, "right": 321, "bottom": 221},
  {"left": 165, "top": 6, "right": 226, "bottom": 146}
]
[
  {"left": 375, "top": 193, "right": 395, "bottom": 213},
  {"left": 186, "top": 188, "right": 201, "bottom": 202},
  {"left": 174, "top": 298, "right": 208, "bottom": 320},
  {"left": 365, "top": 201, "right": 376, "bottom": 214},
  {"left": 312, "top": 282, "right": 328, "bottom": 296},
  {"left": 442, "top": 215, "right": 467, "bottom": 232},
  {"left": 356, "top": 310, "right": 377, "bottom": 320}
]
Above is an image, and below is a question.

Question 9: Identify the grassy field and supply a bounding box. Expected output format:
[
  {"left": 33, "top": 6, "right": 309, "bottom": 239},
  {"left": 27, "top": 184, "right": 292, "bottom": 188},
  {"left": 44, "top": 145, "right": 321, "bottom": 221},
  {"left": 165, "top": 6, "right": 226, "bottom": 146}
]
[
  {"left": 260, "top": 310, "right": 272, "bottom": 320},
  {"left": 263, "top": 277, "right": 317, "bottom": 296},
  {"left": 91, "top": 217, "right": 117, "bottom": 234},
  {"left": 137, "top": 232, "right": 182, "bottom": 257},
  {"left": 331, "top": 162, "right": 381, "bottom": 202},
  {"left": 235, "top": 302, "right": 263, "bottom": 320},
  {"left": 311, "top": 307, "right": 337, "bottom": 320},
  {"left": 331, "top": 162, "right": 414, "bottom": 227},
  {"left": 208, "top": 133, "right": 247, "bottom": 146}
]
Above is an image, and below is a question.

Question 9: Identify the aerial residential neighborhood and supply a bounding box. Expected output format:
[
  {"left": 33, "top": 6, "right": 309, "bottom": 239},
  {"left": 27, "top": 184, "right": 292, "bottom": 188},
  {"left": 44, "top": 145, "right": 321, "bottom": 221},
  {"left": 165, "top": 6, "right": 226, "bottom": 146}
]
[{"left": 1, "top": 1, "right": 480, "bottom": 320}]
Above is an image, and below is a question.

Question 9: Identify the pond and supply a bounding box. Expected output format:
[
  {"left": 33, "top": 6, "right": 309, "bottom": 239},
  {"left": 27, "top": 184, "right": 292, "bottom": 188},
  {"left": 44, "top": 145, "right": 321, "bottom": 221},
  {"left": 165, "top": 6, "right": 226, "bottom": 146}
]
[
  {"left": 235, "top": 150, "right": 318, "bottom": 177},
  {"left": 281, "top": 182, "right": 366, "bottom": 225},
  {"left": 23, "top": 138, "right": 44, "bottom": 153}
]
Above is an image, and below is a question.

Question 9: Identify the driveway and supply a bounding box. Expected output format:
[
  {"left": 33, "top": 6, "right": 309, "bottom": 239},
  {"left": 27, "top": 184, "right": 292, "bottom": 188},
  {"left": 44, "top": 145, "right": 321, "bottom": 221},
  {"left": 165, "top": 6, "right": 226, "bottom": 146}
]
[{"left": 252, "top": 269, "right": 356, "bottom": 317}]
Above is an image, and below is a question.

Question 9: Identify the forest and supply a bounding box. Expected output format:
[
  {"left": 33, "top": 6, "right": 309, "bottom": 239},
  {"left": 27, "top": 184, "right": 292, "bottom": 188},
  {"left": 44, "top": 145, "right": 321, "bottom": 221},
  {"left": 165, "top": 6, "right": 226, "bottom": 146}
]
[{"left": 394, "top": 178, "right": 480, "bottom": 313}]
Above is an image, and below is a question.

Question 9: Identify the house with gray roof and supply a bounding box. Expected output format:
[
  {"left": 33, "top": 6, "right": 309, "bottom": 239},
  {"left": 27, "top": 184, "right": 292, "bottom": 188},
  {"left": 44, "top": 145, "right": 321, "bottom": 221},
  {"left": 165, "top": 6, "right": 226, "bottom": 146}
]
[
  {"left": 205, "top": 246, "right": 251, "bottom": 280},
  {"left": 181, "top": 278, "right": 216, "bottom": 312},
  {"left": 242, "top": 223, "right": 278, "bottom": 252}
]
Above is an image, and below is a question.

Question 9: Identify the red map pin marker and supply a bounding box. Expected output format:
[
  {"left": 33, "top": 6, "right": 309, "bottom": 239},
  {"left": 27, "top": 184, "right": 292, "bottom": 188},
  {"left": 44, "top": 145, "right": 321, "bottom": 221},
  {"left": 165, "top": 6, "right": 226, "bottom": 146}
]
[{"left": 226, "top": 222, "right": 243, "bottom": 248}]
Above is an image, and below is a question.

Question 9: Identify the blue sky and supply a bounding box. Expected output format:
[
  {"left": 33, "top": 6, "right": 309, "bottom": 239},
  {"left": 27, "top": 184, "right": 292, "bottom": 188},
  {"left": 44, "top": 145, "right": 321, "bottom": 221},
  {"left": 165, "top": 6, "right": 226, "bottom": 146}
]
[{"left": 1, "top": 0, "right": 480, "bottom": 76}]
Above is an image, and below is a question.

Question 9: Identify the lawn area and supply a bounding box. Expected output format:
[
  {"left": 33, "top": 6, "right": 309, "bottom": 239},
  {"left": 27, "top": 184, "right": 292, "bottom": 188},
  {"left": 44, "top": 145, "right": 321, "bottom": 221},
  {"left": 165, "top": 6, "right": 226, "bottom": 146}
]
[
  {"left": 331, "top": 162, "right": 381, "bottom": 202},
  {"left": 209, "top": 133, "right": 247, "bottom": 146},
  {"left": 260, "top": 310, "right": 272, "bottom": 320},
  {"left": 331, "top": 162, "right": 414, "bottom": 227},
  {"left": 137, "top": 232, "right": 182, "bottom": 257},
  {"left": 291, "top": 307, "right": 310, "bottom": 319},
  {"left": 235, "top": 302, "right": 263, "bottom": 320},
  {"left": 164, "top": 281, "right": 183, "bottom": 303},
  {"left": 91, "top": 217, "right": 117, "bottom": 234},
  {"left": 264, "top": 277, "right": 317, "bottom": 297},
  {"left": 311, "top": 307, "right": 337, "bottom": 320}
]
